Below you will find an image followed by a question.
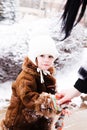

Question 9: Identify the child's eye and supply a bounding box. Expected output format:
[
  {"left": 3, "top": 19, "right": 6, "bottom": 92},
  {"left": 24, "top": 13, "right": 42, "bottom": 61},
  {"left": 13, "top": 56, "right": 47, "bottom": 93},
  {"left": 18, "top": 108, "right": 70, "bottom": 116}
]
[
  {"left": 40, "top": 55, "right": 44, "bottom": 57},
  {"left": 48, "top": 55, "right": 54, "bottom": 59}
]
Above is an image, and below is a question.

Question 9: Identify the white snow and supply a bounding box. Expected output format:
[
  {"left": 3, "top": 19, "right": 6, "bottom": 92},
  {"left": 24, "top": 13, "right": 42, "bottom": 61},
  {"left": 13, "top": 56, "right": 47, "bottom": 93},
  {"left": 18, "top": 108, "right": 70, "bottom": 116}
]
[
  {"left": 0, "top": 14, "right": 87, "bottom": 109},
  {"left": 0, "top": 81, "right": 12, "bottom": 109}
]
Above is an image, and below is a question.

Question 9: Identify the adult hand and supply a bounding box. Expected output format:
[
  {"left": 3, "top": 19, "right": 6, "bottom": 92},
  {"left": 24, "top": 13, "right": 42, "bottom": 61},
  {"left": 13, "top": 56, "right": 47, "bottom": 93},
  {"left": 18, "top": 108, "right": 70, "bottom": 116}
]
[{"left": 55, "top": 87, "right": 81, "bottom": 105}]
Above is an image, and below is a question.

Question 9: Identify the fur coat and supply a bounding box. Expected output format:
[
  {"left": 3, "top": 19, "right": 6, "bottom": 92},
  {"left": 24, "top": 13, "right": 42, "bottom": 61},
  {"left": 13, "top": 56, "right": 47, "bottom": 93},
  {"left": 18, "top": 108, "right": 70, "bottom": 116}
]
[{"left": 1, "top": 57, "right": 58, "bottom": 130}]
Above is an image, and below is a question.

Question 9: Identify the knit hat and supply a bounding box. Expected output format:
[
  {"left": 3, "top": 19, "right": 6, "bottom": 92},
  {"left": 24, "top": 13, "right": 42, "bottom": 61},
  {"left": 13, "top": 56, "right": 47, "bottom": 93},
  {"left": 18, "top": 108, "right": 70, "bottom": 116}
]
[{"left": 28, "top": 35, "right": 59, "bottom": 65}]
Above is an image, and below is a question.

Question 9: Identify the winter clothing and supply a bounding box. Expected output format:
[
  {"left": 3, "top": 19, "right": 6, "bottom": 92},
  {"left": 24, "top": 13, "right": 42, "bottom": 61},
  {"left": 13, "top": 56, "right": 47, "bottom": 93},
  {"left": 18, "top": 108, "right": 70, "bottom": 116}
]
[
  {"left": 74, "top": 67, "right": 87, "bottom": 93},
  {"left": 28, "top": 35, "right": 59, "bottom": 64},
  {"left": 1, "top": 35, "right": 61, "bottom": 130},
  {"left": 1, "top": 57, "right": 58, "bottom": 130}
]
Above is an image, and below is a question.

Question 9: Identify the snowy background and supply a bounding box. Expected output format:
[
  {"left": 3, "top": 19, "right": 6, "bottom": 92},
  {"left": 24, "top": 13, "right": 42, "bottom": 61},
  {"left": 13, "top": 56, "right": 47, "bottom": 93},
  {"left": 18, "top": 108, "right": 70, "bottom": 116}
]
[{"left": 0, "top": 12, "right": 87, "bottom": 110}]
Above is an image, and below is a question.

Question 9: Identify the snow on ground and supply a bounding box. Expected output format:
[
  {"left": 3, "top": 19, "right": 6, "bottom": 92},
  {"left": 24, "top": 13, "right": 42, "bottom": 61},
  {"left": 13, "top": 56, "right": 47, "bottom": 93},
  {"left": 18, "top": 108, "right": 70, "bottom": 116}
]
[{"left": 0, "top": 14, "right": 87, "bottom": 109}]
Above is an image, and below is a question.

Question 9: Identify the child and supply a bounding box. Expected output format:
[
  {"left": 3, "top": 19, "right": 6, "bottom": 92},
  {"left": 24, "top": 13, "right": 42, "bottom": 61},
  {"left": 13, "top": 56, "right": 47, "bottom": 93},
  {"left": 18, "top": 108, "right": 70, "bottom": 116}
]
[{"left": 1, "top": 35, "right": 64, "bottom": 130}]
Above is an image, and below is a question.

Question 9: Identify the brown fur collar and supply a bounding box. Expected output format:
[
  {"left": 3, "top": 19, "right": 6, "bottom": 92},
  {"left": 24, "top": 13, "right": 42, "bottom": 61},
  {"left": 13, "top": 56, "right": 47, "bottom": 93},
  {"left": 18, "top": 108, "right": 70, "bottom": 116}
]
[{"left": 22, "top": 57, "right": 55, "bottom": 75}]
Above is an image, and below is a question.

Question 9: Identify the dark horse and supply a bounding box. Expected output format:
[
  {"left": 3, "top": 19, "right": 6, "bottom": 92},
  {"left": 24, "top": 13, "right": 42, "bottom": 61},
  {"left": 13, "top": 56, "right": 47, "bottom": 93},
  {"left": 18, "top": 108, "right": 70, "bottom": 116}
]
[{"left": 61, "top": 0, "right": 87, "bottom": 39}]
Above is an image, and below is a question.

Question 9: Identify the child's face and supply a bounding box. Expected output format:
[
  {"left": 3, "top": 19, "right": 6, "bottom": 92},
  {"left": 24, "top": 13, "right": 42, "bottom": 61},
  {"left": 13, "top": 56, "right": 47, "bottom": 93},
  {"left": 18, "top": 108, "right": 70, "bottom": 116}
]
[{"left": 36, "top": 54, "right": 55, "bottom": 70}]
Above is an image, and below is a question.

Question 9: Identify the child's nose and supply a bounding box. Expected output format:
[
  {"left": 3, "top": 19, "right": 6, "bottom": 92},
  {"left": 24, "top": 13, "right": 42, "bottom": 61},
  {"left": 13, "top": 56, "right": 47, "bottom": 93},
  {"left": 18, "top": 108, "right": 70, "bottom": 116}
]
[{"left": 44, "top": 57, "right": 49, "bottom": 62}]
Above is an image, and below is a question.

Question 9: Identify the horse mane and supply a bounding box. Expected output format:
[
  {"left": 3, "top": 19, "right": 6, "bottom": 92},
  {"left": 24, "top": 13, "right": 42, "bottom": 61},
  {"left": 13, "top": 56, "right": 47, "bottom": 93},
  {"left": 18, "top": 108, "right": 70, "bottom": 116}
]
[{"left": 61, "top": 0, "right": 87, "bottom": 40}]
